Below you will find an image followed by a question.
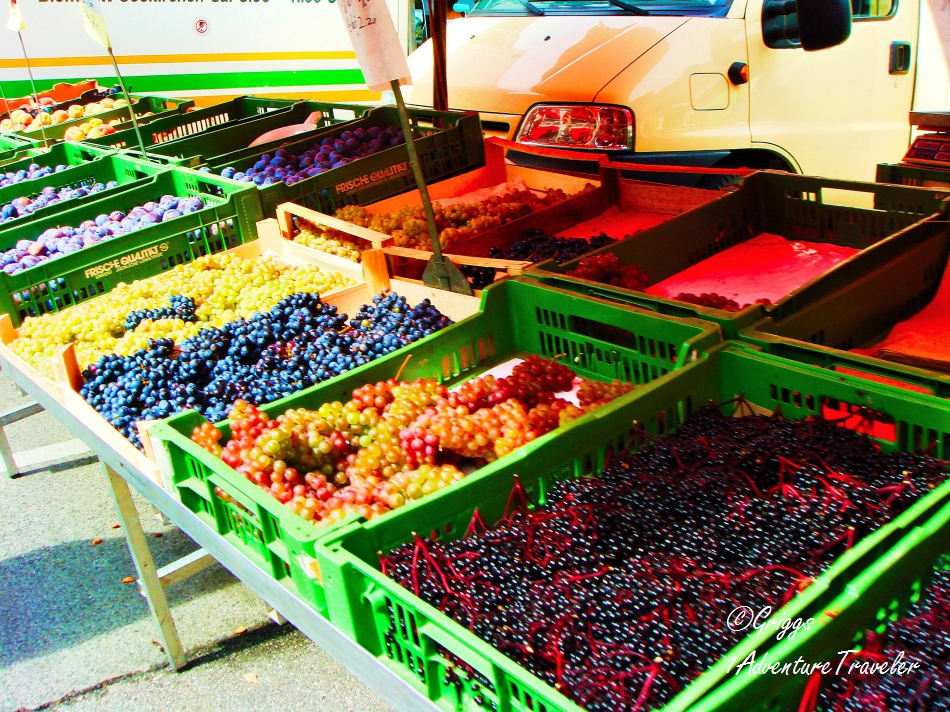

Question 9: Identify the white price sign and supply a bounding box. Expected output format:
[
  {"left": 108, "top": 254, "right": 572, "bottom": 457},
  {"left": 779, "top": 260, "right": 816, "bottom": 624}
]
[
  {"left": 6, "top": 0, "right": 24, "bottom": 32},
  {"left": 80, "top": 0, "right": 111, "bottom": 49},
  {"left": 337, "top": 0, "right": 411, "bottom": 93}
]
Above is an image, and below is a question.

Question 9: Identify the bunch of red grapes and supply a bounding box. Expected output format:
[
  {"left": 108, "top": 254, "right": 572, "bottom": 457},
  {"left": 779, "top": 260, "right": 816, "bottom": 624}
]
[
  {"left": 566, "top": 253, "right": 650, "bottom": 291},
  {"left": 191, "top": 356, "right": 634, "bottom": 527},
  {"left": 675, "top": 292, "right": 773, "bottom": 312},
  {"left": 335, "top": 188, "right": 576, "bottom": 250},
  {"left": 383, "top": 405, "right": 948, "bottom": 711}
]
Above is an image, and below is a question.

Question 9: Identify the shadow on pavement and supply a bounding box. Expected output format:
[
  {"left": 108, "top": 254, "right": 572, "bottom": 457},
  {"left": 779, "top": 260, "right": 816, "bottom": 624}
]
[
  {"left": 8, "top": 454, "right": 100, "bottom": 480},
  {"left": 0, "top": 530, "right": 237, "bottom": 669}
]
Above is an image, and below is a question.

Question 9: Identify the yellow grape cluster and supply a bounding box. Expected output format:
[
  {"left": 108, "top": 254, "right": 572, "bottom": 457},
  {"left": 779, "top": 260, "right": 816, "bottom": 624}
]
[
  {"left": 293, "top": 218, "right": 363, "bottom": 263},
  {"left": 334, "top": 188, "right": 575, "bottom": 250},
  {"left": 12, "top": 253, "right": 355, "bottom": 376}
]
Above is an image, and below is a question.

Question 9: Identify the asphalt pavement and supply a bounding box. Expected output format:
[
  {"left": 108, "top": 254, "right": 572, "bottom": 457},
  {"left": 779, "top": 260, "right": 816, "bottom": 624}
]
[{"left": 0, "top": 371, "right": 394, "bottom": 712}]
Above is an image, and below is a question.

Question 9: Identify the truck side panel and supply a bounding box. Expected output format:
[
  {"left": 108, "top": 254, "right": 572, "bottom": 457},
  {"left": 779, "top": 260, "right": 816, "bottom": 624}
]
[{"left": 0, "top": 0, "right": 411, "bottom": 105}]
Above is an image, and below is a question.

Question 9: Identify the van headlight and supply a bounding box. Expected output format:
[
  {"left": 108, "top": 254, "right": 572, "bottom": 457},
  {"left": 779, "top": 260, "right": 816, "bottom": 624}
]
[{"left": 515, "top": 104, "right": 633, "bottom": 150}]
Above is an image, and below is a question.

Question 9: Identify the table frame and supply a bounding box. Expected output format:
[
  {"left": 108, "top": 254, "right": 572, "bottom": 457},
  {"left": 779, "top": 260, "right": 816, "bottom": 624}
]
[{"left": 0, "top": 350, "right": 442, "bottom": 712}]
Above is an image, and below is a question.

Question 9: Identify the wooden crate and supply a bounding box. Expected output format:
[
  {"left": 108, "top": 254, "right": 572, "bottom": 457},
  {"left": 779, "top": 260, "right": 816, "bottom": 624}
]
[
  {"left": 273, "top": 137, "right": 732, "bottom": 281},
  {"left": 0, "top": 225, "right": 482, "bottom": 489}
]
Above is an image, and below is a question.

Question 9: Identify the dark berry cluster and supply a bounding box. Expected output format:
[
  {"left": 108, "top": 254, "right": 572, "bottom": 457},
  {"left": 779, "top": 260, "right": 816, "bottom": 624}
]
[
  {"left": 459, "top": 231, "right": 619, "bottom": 289},
  {"left": 124, "top": 295, "right": 198, "bottom": 331},
  {"left": 81, "top": 292, "right": 452, "bottom": 447},
  {"left": 567, "top": 252, "right": 650, "bottom": 291},
  {"left": 811, "top": 564, "right": 950, "bottom": 712},
  {"left": 501, "top": 230, "right": 618, "bottom": 263},
  {"left": 674, "top": 292, "right": 773, "bottom": 312},
  {"left": 384, "top": 405, "right": 948, "bottom": 711}
]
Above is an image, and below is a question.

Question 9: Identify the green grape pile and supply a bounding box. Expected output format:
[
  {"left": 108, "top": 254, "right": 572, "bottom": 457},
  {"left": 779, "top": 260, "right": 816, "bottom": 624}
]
[
  {"left": 192, "top": 355, "right": 635, "bottom": 527},
  {"left": 12, "top": 253, "right": 355, "bottom": 376},
  {"left": 292, "top": 218, "right": 364, "bottom": 262},
  {"left": 334, "top": 187, "right": 580, "bottom": 250}
]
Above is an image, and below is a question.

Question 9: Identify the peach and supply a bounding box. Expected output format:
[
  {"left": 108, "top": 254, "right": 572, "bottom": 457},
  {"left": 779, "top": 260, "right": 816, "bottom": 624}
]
[
  {"left": 100, "top": 97, "right": 115, "bottom": 109},
  {"left": 84, "top": 102, "right": 103, "bottom": 115},
  {"left": 0, "top": 119, "right": 14, "bottom": 131},
  {"left": 64, "top": 126, "right": 86, "bottom": 141},
  {"left": 87, "top": 117, "right": 103, "bottom": 128},
  {"left": 113, "top": 98, "right": 129, "bottom": 109},
  {"left": 51, "top": 110, "right": 69, "bottom": 124},
  {"left": 67, "top": 105, "right": 84, "bottom": 119},
  {"left": 86, "top": 124, "right": 116, "bottom": 138}
]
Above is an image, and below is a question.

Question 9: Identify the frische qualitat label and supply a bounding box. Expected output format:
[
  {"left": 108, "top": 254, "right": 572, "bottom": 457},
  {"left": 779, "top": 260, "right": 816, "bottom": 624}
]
[
  {"left": 84, "top": 243, "right": 170, "bottom": 279},
  {"left": 335, "top": 162, "right": 410, "bottom": 194}
]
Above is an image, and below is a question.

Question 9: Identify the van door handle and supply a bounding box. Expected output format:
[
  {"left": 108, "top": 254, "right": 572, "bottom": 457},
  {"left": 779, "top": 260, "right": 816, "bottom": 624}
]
[{"left": 890, "top": 41, "right": 911, "bottom": 74}]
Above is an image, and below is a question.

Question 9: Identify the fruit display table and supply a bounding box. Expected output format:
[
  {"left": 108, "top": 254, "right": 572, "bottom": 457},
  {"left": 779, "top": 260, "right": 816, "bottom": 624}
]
[
  {"left": 0, "top": 340, "right": 443, "bottom": 711},
  {"left": 13, "top": 89, "right": 950, "bottom": 712},
  {"left": 0, "top": 218, "right": 479, "bottom": 710}
]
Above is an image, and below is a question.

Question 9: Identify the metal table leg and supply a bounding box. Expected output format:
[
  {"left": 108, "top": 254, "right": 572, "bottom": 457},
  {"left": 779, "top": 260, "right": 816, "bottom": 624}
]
[
  {"left": 104, "top": 462, "right": 188, "bottom": 671},
  {"left": 0, "top": 401, "right": 44, "bottom": 477}
]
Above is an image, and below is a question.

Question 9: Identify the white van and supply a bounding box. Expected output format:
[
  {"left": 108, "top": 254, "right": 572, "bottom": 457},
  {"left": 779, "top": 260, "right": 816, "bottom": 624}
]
[{"left": 403, "top": 0, "right": 949, "bottom": 183}]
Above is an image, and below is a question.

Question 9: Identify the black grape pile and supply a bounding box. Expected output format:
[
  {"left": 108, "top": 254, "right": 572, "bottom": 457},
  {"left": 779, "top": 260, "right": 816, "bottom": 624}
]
[
  {"left": 810, "top": 563, "right": 950, "bottom": 711},
  {"left": 82, "top": 292, "right": 452, "bottom": 447},
  {"left": 460, "top": 231, "right": 618, "bottom": 289},
  {"left": 384, "top": 405, "right": 948, "bottom": 711},
  {"left": 124, "top": 295, "right": 197, "bottom": 331}
]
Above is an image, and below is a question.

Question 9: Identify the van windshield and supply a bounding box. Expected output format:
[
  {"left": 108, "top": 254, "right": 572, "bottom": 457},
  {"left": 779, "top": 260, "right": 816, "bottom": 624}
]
[{"left": 469, "top": 0, "right": 732, "bottom": 16}]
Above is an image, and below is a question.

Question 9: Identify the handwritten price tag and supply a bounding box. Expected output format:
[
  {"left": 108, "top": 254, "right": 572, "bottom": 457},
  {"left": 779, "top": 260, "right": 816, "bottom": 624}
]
[
  {"left": 5, "top": 0, "right": 24, "bottom": 32},
  {"left": 337, "top": 0, "right": 411, "bottom": 92},
  {"left": 80, "top": 0, "right": 111, "bottom": 49}
]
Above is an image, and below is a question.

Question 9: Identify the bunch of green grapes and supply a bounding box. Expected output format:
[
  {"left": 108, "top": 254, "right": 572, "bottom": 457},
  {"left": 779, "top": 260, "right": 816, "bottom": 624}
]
[
  {"left": 196, "top": 357, "right": 633, "bottom": 528},
  {"left": 293, "top": 218, "right": 363, "bottom": 262},
  {"left": 12, "top": 253, "right": 354, "bottom": 376},
  {"left": 331, "top": 188, "right": 578, "bottom": 250}
]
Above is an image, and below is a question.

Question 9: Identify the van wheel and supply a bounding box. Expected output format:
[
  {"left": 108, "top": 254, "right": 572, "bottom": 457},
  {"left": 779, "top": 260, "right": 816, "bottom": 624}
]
[
  {"left": 697, "top": 154, "right": 793, "bottom": 190},
  {"left": 696, "top": 172, "right": 744, "bottom": 191}
]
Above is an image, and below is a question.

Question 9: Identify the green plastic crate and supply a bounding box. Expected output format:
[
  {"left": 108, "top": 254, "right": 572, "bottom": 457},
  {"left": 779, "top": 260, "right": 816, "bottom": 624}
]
[
  {"left": 738, "top": 211, "right": 950, "bottom": 395},
  {"left": 147, "top": 277, "right": 722, "bottom": 619},
  {"left": 130, "top": 103, "right": 484, "bottom": 218},
  {"left": 690, "top": 483, "right": 950, "bottom": 712},
  {"left": 311, "top": 340, "right": 950, "bottom": 712},
  {"left": 122, "top": 100, "right": 371, "bottom": 166},
  {"left": 0, "top": 141, "right": 114, "bottom": 176},
  {"left": 878, "top": 161, "right": 950, "bottom": 189},
  {"left": 82, "top": 96, "right": 302, "bottom": 152},
  {"left": 0, "top": 166, "right": 262, "bottom": 326},
  {"left": 13, "top": 96, "right": 194, "bottom": 146},
  {"left": 0, "top": 134, "right": 36, "bottom": 166},
  {"left": 204, "top": 106, "right": 485, "bottom": 217},
  {"left": 0, "top": 149, "right": 174, "bottom": 230},
  {"left": 527, "top": 171, "right": 950, "bottom": 338}
]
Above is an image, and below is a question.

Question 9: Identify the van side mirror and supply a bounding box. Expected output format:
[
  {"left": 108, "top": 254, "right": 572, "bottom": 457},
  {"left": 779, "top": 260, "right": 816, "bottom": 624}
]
[{"left": 763, "top": 0, "right": 852, "bottom": 51}]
